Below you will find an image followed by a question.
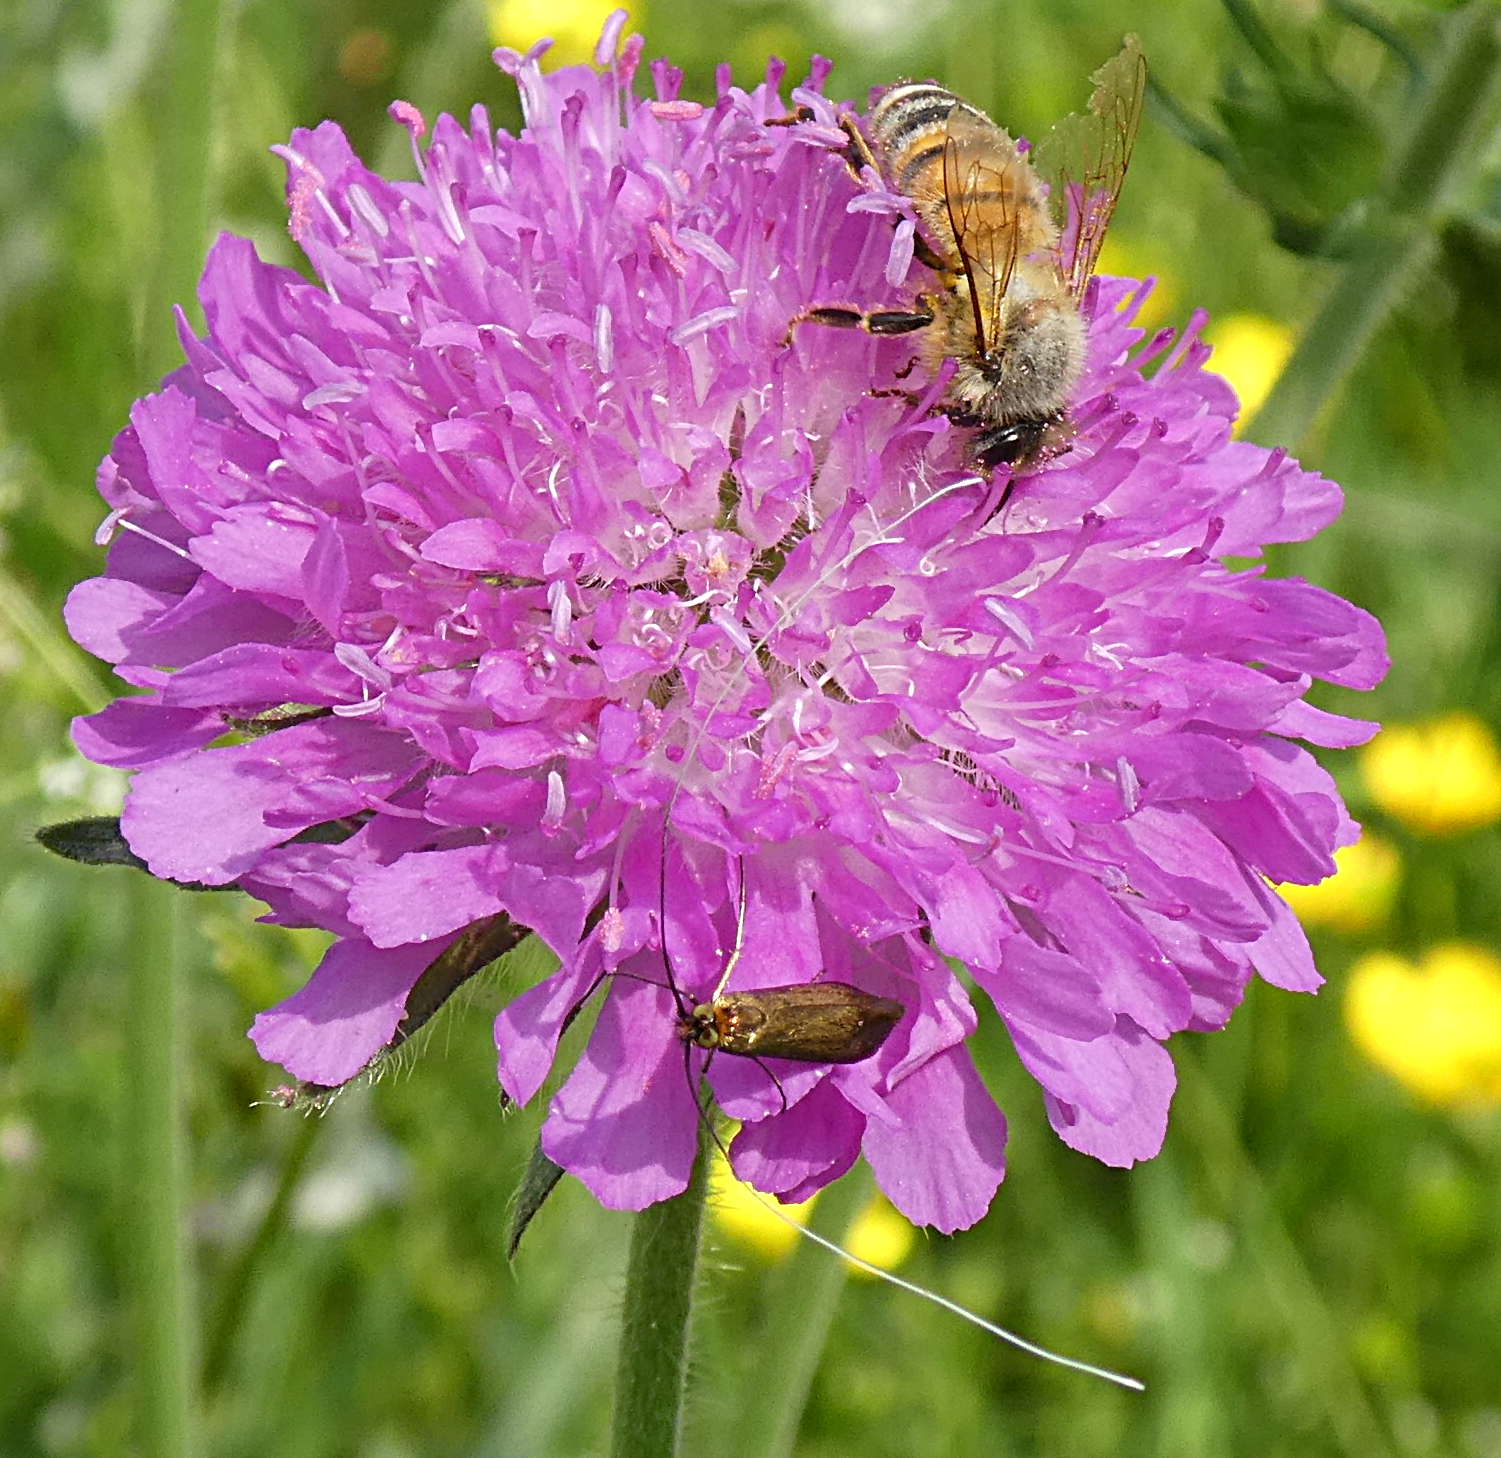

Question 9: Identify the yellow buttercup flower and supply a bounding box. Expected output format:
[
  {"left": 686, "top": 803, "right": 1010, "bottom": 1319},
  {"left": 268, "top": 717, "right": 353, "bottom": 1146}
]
[
  {"left": 488, "top": 0, "right": 633, "bottom": 65},
  {"left": 842, "top": 1194, "right": 915, "bottom": 1277},
  {"left": 1205, "top": 313, "right": 1294, "bottom": 430},
  {"left": 1096, "top": 236, "right": 1177, "bottom": 333},
  {"left": 709, "top": 1159, "right": 913, "bottom": 1273},
  {"left": 710, "top": 1156, "right": 812, "bottom": 1260},
  {"left": 1277, "top": 833, "right": 1399, "bottom": 933},
  {"left": 1345, "top": 943, "right": 1501, "bottom": 1106},
  {"left": 1361, "top": 712, "right": 1501, "bottom": 836}
]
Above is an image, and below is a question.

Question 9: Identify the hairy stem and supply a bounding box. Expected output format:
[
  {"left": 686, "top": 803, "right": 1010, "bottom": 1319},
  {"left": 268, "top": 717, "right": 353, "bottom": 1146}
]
[{"left": 609, "top": 1131, "right": 710, "bottom": 1458}]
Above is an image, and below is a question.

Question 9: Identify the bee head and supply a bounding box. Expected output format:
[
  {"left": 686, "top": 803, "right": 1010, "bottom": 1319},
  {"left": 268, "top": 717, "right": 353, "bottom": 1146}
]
[{"left": 975, "top": 417, "right": 1052, "bottom": 469}]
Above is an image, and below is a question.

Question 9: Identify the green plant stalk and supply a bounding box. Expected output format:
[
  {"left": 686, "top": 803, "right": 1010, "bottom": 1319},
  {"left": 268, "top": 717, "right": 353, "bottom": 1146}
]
[
  {"left": 0, "top": 568, "right": 105, "bottom": 716},
  {"left": 1245, "top": 2, "right": 1501, "bottom": 451},
  {"left": 1178, "top": 1048, "right": 1396, "bottom": 1458},
  {"left": 202, "top": 1112, "right": 323, "bottom": 1392},
  {"left": 728, "top": 1162, "right": 870, "bottom": 1458},
  {"left": 143, "top": 0, "right": 227, "bottom": 379},
  {"left": 609, "top": 1127, "right": 710, "bottom": 1458},
  {"left": 128, "top": 880, "right": 197, "bottom": 1458}
]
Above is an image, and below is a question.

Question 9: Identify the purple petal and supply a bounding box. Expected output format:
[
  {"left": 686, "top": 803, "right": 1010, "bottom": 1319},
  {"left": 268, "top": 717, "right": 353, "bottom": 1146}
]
[
  {"left": 347, "top": 842, "right": 508, "bottom": 948},
  {"left": 72, "top": 699, "right": 222, "bottom": 771},
  {"left": 542, "top": 980, "right": 700, "bottom": 1210},
  {"left": 861, "top": 1046, "right": 1007, "bottom": 1233},
  {"left": 250, "top": 935, "right": 442, "bottom": 1085},
  {"left": 729, "top": 1078, "right": 864, "bottom": 1195},
  {"left": 121, "top": 719, "right": 423, "bottom": 883},
  {"left": 1041, "top": 1019, "right": 1176, "bottom": 1167}
]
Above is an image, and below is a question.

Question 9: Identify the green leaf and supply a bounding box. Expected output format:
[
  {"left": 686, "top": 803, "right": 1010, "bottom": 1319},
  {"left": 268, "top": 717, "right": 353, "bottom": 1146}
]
[
  {"left": 35, "top": 817, "right": 224, "bottom": 891},
  {"left": 508, "top": 1138, "right": 568, "bottom": 1261}
]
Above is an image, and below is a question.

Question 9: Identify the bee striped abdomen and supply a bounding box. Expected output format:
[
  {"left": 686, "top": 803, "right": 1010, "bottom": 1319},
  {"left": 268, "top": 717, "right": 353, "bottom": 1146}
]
[
  {"left": 870, "top": 85, "right": 970, "bottom": 226},
  {"left": 870, "top": 83, "right": 968, "bottom": 154}
]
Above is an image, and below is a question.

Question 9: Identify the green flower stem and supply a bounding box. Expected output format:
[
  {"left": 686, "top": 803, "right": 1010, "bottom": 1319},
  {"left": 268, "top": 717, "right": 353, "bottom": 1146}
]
[
  {"left": 1178, "top": 1048, "right": 1396, "bottom": 1458},
  {"left": 609, "top": 1128, "right": 710, "bottom": 1458},
  {"left": 1245, "top": 1, "right": 1501, "bottom": 451},
  {"left": 202, "top": 1112, "right": 323, "bottom": 1392},
  {"left": 0, "top": 567, "right": 106, "bottom": 716},
  {"left": 144, "top": 0, "right": 226, "bottom": 379},
  {"left": 728, "top": 1162, "right": 871, "bottom": 1458},
  {"left": 127, "top": 880, "right": 197, "bottom": 1458}
]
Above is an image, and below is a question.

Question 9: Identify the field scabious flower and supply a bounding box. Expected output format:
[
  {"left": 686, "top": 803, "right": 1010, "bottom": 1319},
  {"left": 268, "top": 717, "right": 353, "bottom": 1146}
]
[{"left": 62, "top": 17, "right": 1384, "bottom": 1233}]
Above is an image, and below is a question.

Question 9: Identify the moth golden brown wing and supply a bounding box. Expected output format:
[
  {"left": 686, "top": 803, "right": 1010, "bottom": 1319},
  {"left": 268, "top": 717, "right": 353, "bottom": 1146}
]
[
  {"left": 715, "top": 983, "right": 904, "bottom": 1063},
  {"left": 1030, "top": 34, "right": 1147, "bottom": 299},
  {"left": 941, "top": 107, "right": 1027, "bottom": 358}
]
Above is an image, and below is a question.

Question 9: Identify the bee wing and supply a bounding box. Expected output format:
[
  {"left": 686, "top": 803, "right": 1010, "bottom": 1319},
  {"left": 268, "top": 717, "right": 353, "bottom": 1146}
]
[
  {"left": 941, "top": 106, "right": 1027, "bottom": 358},
  {"left": 1029, "top": 34, "right": 1146, "bottom": 299}
]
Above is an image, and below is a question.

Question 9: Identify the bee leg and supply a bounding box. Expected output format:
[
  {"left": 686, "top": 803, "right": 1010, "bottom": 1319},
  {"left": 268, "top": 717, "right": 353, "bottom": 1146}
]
[
  {"left": 782, "top": 304, "right": 933, "bottom": 348},
  {"left": 765, "top": 108, "right": 878, "bottom": 181},
  {"left": 835, "top": 113, "right": 881, "bottom": 179},
  {"left": 911, "top": 232, "right": 950, "bottom": 272},
  {"left": 764, "top": 104, "right": 815, "bottom": 127}
]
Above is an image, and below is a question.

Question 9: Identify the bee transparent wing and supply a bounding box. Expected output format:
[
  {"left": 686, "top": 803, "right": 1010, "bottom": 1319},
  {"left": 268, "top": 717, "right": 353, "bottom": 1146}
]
[
  {"left": 1029, "top": 34, "right": 1146, "bottom": 299},
  {"left": 941, "top": 106, "right": 1026, "bottom": 358}
]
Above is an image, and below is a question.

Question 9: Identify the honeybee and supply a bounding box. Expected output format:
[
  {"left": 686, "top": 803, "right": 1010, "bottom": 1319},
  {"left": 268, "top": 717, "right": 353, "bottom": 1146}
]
[{"left": 790, "top": 37, "right": 1146, "bottom": 473}]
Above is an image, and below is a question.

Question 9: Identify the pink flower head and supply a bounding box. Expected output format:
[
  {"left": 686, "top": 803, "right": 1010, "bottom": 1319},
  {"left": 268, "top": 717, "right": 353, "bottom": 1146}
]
[{"left": 64, "top": 19, "right": 1385, "bottom": 1233}]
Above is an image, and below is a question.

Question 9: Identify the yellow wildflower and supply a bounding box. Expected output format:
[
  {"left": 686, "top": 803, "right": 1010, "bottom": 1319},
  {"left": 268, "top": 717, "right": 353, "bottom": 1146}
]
[
  {"left": 488, "top": 0, "right": 633, "bottom": 66},
  {"left": 1277, "top": 833, "right": 1399, "bottom": 933},
  {"left": 710, "top": 1156, "right": 812, "bottom": 1260},
  {"left": 1361, "top": 712, "right": 1501, "bottom": 836},
  {"left": 709, "top": 1159, "right": 913, "bottom": 1273},
  {"left": 842, "top": 1194, "right": 915, "bottom": 1278},
  {"left": 1205, "top": 313, "right": 1294, "bottom": 429},
  {"left": 1345, "top": 943, "right": 1501, "bottom": 1105}
]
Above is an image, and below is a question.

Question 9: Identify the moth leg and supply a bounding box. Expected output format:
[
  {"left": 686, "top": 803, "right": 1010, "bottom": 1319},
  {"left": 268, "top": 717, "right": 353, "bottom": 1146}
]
[{"left": 748, "top": 1055, "right": 790, "bottom": 1115}]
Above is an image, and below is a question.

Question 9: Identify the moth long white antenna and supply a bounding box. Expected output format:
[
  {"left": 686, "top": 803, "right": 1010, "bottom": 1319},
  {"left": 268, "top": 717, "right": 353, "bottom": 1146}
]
[
  {"left": 658, "top": 444, "right": 1137, "bottom": 1385},
  {"left": 735, "top": 1175, "right": 1146, "bottom": 1392},
  {"left": 710, "top": 862, "right": 750, "bottom": 1003}
]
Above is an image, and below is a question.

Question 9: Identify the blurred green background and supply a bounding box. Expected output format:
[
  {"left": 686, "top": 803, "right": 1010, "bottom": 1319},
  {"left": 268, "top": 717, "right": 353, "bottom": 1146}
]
[{"left": 4, "top": 0, "right": 1501, "bottom": 1454}]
